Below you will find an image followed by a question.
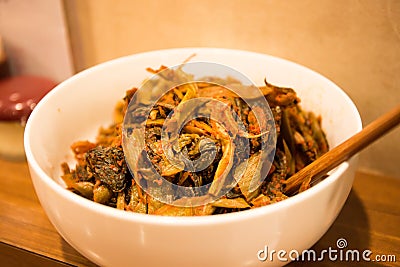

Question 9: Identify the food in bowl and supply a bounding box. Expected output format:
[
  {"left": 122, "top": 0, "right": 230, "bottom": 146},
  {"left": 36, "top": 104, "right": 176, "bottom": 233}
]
[
  {"left": 24, "top": 48, "right": 361, "bottom": 267},
  {"left": 61, "top": 63, "right": 329, "bottom": 216}
]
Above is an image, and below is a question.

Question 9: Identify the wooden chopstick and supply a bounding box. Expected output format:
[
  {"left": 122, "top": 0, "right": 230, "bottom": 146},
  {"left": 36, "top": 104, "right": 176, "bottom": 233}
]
[{"left": 284, "top": 104, "right": 400, "bottom": 195}]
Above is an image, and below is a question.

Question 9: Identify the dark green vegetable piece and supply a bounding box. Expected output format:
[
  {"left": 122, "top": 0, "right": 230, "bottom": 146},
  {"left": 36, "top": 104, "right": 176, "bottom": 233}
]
[{"left": 86, "top": 146, "right": 127, "bottom": 192}]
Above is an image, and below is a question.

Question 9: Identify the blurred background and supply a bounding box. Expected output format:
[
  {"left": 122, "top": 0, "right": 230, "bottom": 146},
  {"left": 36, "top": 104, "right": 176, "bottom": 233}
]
[{"left": 0, "top": 0, "right": 399, "bottom": 178}]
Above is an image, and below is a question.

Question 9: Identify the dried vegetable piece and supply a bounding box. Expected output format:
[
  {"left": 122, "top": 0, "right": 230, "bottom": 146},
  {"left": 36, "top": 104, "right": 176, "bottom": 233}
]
[{"left": 86, "top": 146, "right": 127, "bottom": 192}]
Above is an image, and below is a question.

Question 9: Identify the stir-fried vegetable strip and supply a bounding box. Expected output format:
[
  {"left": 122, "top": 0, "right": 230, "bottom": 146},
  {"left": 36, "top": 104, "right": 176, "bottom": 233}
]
[{"left": 61, "top": 67, "right": 329, "bottom": 216}]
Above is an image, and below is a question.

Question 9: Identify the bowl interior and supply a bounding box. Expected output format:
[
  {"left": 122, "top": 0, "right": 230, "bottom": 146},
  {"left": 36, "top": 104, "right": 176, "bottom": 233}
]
[{"left": 25, "top": 48, "right": 361, "bottom": 216}]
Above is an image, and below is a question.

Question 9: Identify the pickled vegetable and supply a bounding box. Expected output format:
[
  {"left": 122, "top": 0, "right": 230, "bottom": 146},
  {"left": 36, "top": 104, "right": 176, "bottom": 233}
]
[{"left": 61, "top": 65, "right": 329, "bottom": 216}]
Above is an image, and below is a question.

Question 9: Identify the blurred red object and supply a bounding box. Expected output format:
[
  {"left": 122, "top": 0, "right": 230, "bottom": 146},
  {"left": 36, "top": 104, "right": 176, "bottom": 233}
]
[
  {"left": 0, "top": 75, "right": 57, "bottom": 124},
  {"left": 0, "top": 75, "right": 57, "bottom": 161}
]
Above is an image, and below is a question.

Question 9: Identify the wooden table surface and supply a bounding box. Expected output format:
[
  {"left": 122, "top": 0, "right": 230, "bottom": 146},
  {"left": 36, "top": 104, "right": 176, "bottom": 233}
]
[{"left": 1, "top": 158, "right": 399, "bottom": 267}]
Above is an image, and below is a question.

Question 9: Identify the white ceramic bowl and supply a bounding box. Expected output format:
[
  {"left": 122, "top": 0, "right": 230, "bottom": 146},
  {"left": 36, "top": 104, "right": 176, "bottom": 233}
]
[{"left": 24, "top": 48, "right": 361, "bottom": 267}]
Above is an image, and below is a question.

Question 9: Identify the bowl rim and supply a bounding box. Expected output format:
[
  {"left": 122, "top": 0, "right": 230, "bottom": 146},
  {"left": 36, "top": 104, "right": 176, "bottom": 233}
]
[{"left": 24, "top": 47, "right": 362, "bottom": 226}]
